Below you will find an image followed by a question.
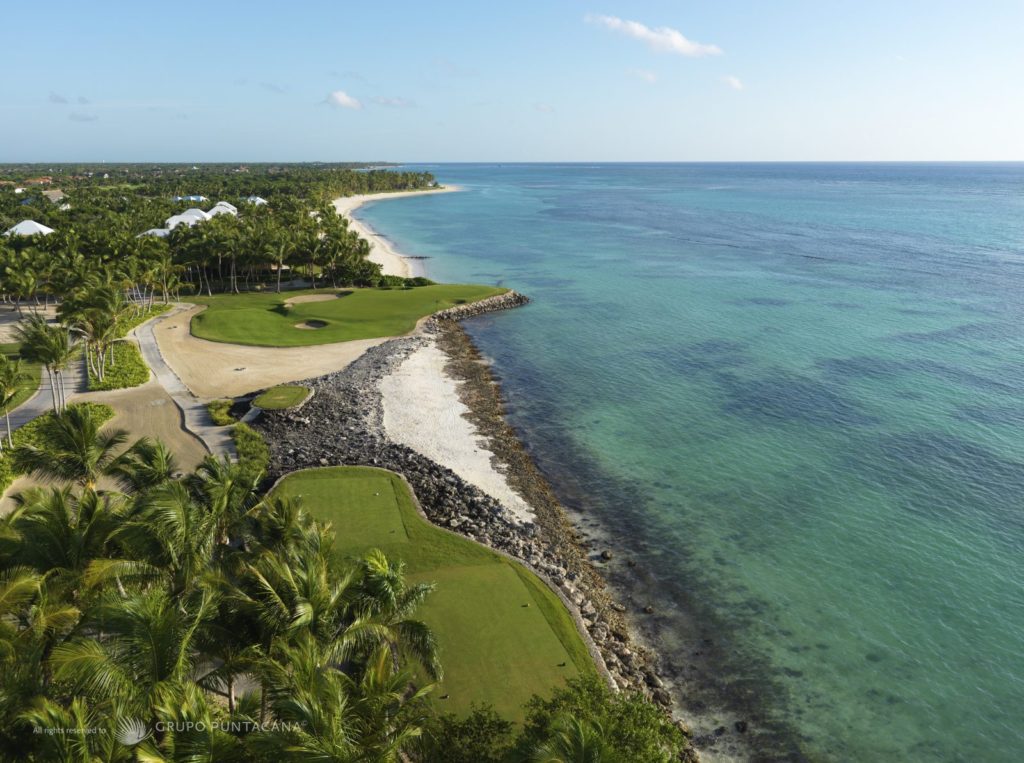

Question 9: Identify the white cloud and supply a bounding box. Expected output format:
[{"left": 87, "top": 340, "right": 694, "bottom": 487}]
[
  {"left": 628, "top": 68, "right": 657, "bottom": 83},
  {"left": 585, "top": 14, "right": 721, "bottom": 57},
  {"left": 69, "top": 112, "right": 98, "bottom": 122},
  {"left": 535, "top": 102, "right": 555, "bottom": 113},
  {"left": 723, "top": 75, "right": 744, "bottom": 91},
  {"left": 49, "top": 91, "right": 68, "bottom": 104},
  {"left": 326, "top": 90, "right": 362, "bottom": 110},
  {"left": 77, "top": 96, "right": 90, "bottom": 105},
  {"left": 372, "top": 96, "right": 416, "bottom": 108}
]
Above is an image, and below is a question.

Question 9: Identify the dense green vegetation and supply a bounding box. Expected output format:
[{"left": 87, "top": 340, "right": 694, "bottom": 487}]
[
  {"left": 252, "top": 385, "right": 310, "bottom": 410},
  {"left": 86, "top": 341, "right": 148, "bottom": 391},
  {"left": 190, "top": 285, "right": 505, "bottom": 346},
  {"left": 272, "top": 467, "right": 595, "bottom": 720},
  {"left": 233, "top": 421, "right": 270, "bottom": 484},
  {"left": 207, "top": 399, "right": 236, "bottom": 425},
  {"left": 0, "top": 164, "right": 440, "bottom": 305},
  {"left": 0, "top": 406, "right": 686, "bottom": 761},
  {"left": 0, "top": 402, "right": 113, "bottom": 492}
]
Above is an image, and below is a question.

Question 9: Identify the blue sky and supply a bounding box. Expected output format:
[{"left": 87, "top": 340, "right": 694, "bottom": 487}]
[{"left": 3, "top": 0, "right": 1022, "bottom": 162}]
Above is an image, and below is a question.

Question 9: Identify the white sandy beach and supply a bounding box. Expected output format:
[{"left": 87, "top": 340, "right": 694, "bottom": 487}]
[
  {"left": 332, "top": 187, "right": 460, "bottom": 278},
  {"left": 380, "top": 339, "right": 535, "bottom": 524}
]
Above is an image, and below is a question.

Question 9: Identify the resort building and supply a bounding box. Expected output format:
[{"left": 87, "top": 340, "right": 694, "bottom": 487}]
[
  {"left": 207, "top": 200, "right": 238, "bottom": 217},
  {"left": 165, "top": 208, "right": 211, "bottom": 230},
  {"left": 4, "top": 220, "right": 55, "bottom": 237},
  {"left": 244, "top": 195, "right": 268, "bottom": 205},
  {"left": 173, "top": 194, "right": 208, "bottom": 202},
  {"left": 42, "top": 189, "right": 66, "bottom": 203},
  {"left": 137, "top": 228, "right": 170, "bottom": 238}
]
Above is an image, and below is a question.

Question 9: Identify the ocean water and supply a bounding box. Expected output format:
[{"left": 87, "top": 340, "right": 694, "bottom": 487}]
[{"left": 357, "top": 164, "right": 1024, "bottom": 761}]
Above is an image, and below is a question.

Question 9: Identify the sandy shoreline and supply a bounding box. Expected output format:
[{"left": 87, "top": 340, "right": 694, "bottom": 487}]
[{"left": 332, "top": 186, "right": 461, "bottom": 278}]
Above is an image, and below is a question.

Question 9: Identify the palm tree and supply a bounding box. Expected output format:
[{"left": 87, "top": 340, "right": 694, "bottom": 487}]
[
  {"left": 14, "top": 314, "right": 77, "bottom": 412},
  {"left": 530, "top": 716, "right": 612, "bottom": 763},
  {"left": 11, "top": 405, "right": 129, "bottom": 489},
  {"left": 0, "top": 354, "right": 28, "bottom": 449},
  {"left": 109, "top": 437, "right": 180, "bottom": 494}
]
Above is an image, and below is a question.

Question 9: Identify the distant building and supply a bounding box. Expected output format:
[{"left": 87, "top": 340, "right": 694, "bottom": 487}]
[
  {"left": 207, "top": 200, "right": 238, "bottom": 217},
  {"left": 42, "top": 189, "right": 66, "bottom": 203},
  {"left": 137, "top": 228, "right": 170, "bottom": 238},
  {"left": 4, "top": 220, "right": 55, "bottom": 237},
  {"left": 244, "top": 195, "right": 268, "bottom": 206},
  {"left": 24, "top": 177, "right": 51, "bottom": 186},
  {"left": 173, "top": 194, "right": 208, "bottom": 202},
  {"left": 165, "top": 208, "right": 211, "bottom": 230}
]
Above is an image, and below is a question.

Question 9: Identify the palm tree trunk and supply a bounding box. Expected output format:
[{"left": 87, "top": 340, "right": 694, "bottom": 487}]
[
  {"left": 276, "top": 260, "right": 283, "bottom": 293},
  {"left": 6, "top": 410, "right": 12, "bottom": 448},
  {"left": 45, "top": 367, "right": 58, "bottom": 413}
]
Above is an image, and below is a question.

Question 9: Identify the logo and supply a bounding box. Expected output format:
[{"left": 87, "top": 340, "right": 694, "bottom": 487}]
[{"left": 115, "top": 717, "right": 151, "bottom": 747}]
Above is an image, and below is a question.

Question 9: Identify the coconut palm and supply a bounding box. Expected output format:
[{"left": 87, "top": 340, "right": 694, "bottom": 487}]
[
  {"left": 530, "top": 715, "right": 612, "bottom": 763},
  {"left": 0, "top": 354, "right": 28, "bottom": 448},
  {"left": 49, "top": 588, "right": 217, "bottom": 738},
  {"left": 108, "top": 437, "right": 179, "bottom": 494},
  {"left": 14, "top": 314, "right": 78, "bottom": 412},
  {"left": 4, "top": 487, "right": 126, "bottom": 598},
  {"left": 11, "top": 405, "right": 128, "bottom": 489}
]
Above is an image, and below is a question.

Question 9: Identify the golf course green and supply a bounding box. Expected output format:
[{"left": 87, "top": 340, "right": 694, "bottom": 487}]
[
  {"left": 189, "top": 285, "right": 506, "bottom": 346},
  {"left": 253, "top": 385, "right": 310, "bottom": 410},
  {"left": 272, "top": 466, "right": 595, "bottom": 721}
]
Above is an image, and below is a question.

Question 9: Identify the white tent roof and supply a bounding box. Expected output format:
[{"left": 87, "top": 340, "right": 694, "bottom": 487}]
[
  {"left": 245, "top": 195, "right": 268, "bottom": 205},
  {"left": 4, "top": 219, "right": 55, "bottom": 237},
  {"left": 207, "top": 201, "right": 238, "bottom": 216},
  {"left": 137, "top": 228, "right": 170, "bottom": 238},
  {"left": 165, "top": 208, "right": 211, "bottom": 230}
]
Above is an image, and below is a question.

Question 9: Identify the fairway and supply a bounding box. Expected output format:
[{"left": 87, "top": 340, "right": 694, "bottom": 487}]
[
  {"left": 252, "top": 385, "right": 310, "bottom": 410},
  {"left": 189, "top": 285, "right": 506, "bottom": 347},
  {"left": 273, "top": 467, "right": 595, "bottom": 720}
]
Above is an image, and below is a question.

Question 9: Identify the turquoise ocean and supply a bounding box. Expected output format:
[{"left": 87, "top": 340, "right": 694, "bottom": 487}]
[{"left": 357, "top": 164, "right": 1024, "bottom": 761}]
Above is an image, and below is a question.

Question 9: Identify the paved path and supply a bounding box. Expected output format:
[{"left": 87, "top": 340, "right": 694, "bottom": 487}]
[
  {"left": 132, "top": 305, "right": 236, "bottom": 459},
  {"left": 7, "top": 354, "right": 87, "bottom": 431}
]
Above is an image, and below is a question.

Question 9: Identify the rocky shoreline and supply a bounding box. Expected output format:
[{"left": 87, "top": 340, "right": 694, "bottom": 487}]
[{"left": 253, "top": 292, "right": 699, "bottom": 760}]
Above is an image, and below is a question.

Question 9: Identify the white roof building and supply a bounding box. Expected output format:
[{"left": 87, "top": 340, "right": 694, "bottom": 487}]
[
  {"left": 137, "top": 228, "right": 170, "bottom": 238},
  {"left": 4, "top": 220, "right": 55, "bottom": 237},
  {"left": 165, "top": 208, "right": 211, "bottom": 230},
  {"left": 207, "top": 201, "right": 238, "bottom": 217},
  {"left": 245, "top": 195, "right": 268, "bottom": 206},
  {"left": 173, "top": 195, "right": 208, "bottom": 202}
]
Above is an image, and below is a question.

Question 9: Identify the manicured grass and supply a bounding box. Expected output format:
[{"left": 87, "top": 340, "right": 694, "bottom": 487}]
[
  {"left": 253, "top": 385, "right": 309, "bottom": 410},
  {"left": 233, "top": 423, "right": 269, "bottom": 484},
  {"left": 273, "top": 467, "right": 596, "bottom": 721},
  {"left": 188, "top": 285, "right": 506, "bottom": 347},
  {"left": 0, "top": 342, "right": 42, "bottom": 412}
]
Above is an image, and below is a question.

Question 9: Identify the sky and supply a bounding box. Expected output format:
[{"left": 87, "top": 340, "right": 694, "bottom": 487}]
[{"left": 2, "top": 0, "right": 1023, "bottom": 162}]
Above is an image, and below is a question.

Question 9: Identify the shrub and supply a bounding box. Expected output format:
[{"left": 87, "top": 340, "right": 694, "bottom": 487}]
[
  {"left": 514, "top": 676, "right": 689, "bottom": 763},
  {"left": 233, "top": 422, "right": 269, "bottom": 484},
  {"left": 405, "top": 276, "right": 436, "bottom": 287},
  {"left": 207, "top": 399, "right": 236, "bottom": 426},
  {"left": 88, "top": 341, "right": 149, "bottom": 391}
]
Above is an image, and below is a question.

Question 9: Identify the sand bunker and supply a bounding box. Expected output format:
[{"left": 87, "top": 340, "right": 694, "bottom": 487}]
[
  {"left": 156, "top": 305, "right": 390, "bottom": 398},
  {"left": 294, "top": 319, "right": 328, "bottom": 330},
  {"left": 283, "top": 293, "right": 341, "bottom": 306}
]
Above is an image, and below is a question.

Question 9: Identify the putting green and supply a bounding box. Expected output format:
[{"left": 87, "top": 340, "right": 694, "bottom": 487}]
[
  {"left": 272, "top": 467, "right": 595, "bottom": 720},
  {"left": 189, "top": 285, "right": 506, "bottom": 347},
  {"left": 252, "top": 385, "right": 310, "bottom": 410}
]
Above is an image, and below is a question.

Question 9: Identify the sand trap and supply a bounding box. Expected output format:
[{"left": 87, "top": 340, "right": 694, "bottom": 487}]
[
  {"left": 380, "top": 340, "right": 534, "bottom": 523},
  {"left": 156, "top": 305, "right": 389, "bottom": 398},
  {"left": 294, "top": 319, "right": 328, "bottom": 330},
  {"left": 284, "top": 293, "right": 341, "bottom": 306},
  {"left": 333, "top": 187, "right": 460, "bottom": 278}
]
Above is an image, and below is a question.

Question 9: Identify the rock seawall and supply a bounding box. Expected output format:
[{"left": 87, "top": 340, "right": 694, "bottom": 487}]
[{"left": 253, "top": 293, "right": 696, "bottom": 758}]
